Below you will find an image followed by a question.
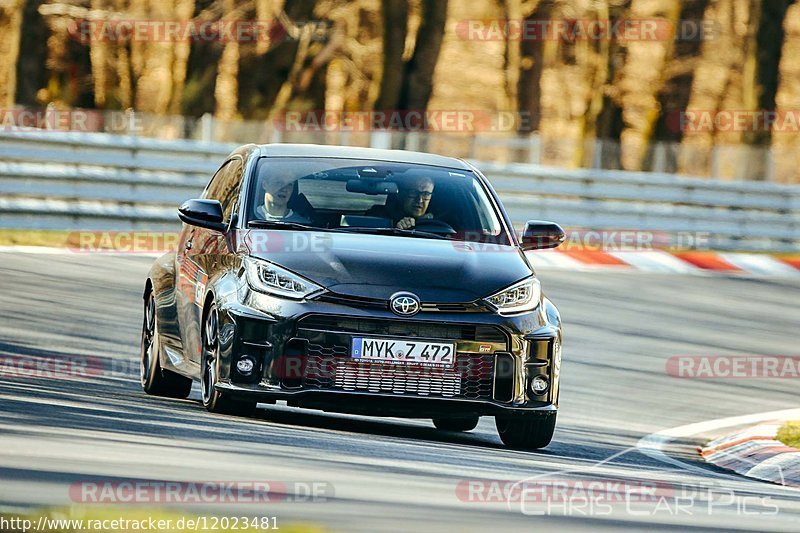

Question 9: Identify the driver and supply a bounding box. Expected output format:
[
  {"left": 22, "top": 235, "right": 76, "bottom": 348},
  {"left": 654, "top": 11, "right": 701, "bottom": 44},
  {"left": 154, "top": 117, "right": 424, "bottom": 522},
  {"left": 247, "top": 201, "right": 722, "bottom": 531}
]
[{"left": 368, "top": 175, "right": 435, "bottom": 229}]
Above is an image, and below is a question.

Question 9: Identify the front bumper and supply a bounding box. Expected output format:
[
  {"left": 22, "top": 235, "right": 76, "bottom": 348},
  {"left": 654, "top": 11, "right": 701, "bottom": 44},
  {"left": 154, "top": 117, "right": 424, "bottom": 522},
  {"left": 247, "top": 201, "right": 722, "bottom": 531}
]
[
  {"left": 216, "top": 382, "right": 558, "bottom": 418},
  {"left": 214, "top": 290, "right": 562, "bottom": 418}
]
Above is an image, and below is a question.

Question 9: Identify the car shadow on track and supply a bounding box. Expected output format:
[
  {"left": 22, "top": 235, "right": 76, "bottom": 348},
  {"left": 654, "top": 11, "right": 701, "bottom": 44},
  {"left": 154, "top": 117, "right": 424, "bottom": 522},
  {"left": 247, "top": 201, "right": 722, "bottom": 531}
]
[
  {"left": 0, "top": 374, "right": 662, "bottom": 470},
  {"left": 251, "top": 402, "right": 508, "bottom": 448}
]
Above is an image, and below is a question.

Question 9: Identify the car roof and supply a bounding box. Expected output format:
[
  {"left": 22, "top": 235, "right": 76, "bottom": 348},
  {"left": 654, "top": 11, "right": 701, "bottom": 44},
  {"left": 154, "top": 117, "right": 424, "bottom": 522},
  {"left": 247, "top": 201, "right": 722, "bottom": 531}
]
[{"left": 251, "top": 143, "right": 472, "bottom": 170}]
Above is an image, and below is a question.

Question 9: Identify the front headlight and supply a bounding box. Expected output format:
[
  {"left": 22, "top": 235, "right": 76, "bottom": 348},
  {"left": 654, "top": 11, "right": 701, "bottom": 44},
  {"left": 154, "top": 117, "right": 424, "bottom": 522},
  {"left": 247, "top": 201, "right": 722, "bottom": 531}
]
[
  {"left": 244, "top": 257, "right": 325, "bottom": 300},
  {"left": 484, "top": 277, "right": 541, "bottom": 315}
]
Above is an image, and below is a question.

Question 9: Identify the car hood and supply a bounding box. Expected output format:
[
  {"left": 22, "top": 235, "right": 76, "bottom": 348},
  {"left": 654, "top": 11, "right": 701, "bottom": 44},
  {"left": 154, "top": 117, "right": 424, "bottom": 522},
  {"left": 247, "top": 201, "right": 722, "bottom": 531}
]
[{"left": 243, "top": 230, "right": 533, "bottom": 302}]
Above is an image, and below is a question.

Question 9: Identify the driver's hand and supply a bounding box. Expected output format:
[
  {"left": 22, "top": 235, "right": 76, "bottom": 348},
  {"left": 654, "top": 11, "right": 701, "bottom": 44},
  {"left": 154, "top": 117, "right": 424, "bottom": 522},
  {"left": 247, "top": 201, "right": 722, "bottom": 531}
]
[{"left": 396, "top": 217, "right": 416, "bottom": 230}]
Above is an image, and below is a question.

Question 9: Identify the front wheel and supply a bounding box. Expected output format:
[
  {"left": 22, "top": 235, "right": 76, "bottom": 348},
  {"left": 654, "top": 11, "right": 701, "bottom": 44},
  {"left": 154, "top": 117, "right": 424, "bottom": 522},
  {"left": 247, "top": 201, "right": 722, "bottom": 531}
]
[
  {"left": 495, "top": 414, "right": 556, "bottom": 450},
  {"left": 432, "top": 416, "right": 480, "bottom": 432},
  {"left": 201, "top": 303, "right": 257, "bottom": 416},
  {"left": 140, "top": 290, "right": 192, "bottom": 398}
]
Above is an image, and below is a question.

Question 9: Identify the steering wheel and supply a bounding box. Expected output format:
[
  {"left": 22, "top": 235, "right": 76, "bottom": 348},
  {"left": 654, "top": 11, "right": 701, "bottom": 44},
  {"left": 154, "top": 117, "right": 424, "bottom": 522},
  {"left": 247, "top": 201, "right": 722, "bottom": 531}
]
[{"left": 414, "top": 219, "right": 457, "bottom": 235}]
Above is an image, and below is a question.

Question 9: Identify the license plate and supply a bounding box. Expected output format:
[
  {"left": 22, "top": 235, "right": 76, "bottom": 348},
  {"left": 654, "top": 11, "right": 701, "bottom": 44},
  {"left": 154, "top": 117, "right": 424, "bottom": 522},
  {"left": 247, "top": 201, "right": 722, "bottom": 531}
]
[{"left": 351, "top": 337, "right": 456, "bottom": 367}]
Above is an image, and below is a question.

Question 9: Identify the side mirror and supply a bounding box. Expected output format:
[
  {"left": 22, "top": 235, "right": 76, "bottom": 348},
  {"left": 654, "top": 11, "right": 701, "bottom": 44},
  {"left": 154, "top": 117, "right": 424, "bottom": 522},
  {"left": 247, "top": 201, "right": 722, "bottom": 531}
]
[
  {"left": 521, "top": 220, "right": 566, "bottom": 251},
  {"left": 178, "top": 199, "right": 228, "bottom": 232}
]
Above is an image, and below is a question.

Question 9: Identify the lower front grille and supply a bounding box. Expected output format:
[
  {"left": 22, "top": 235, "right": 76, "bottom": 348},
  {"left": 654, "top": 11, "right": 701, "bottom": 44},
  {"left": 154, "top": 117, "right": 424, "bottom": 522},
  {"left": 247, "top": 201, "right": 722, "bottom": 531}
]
[
  {"left": 303, "top": 347, "right": 495, "bottom": 400},
  {"left": 333, "top": 360, "right": 463, "bottom": 397}
]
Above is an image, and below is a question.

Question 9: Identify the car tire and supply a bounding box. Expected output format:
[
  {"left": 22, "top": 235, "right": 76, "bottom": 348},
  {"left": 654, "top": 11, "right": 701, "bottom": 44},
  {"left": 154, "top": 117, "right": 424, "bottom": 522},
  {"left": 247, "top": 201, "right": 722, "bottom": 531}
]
[
  {"left": 495, "top": 414, "right": 556, "bottom": 450},
  {"left": 432, "top": 416, "right": 480, "bottom": 432},
  {"left": 201, "top": 302, "right": 257, "bottom": 417},
  {"left": 141, "top": 290, "right": 193, "bottom": 399}
]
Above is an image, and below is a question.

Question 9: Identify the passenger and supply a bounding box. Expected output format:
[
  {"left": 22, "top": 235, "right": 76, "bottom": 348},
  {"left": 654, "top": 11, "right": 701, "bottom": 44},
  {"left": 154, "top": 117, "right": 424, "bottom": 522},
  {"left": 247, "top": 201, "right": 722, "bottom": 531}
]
[
  {"left": 367, "top": 175, "right": 435, "bottom": 229},
  {"left": 256, "top": 171, "right": 312, "bottom": 224}
]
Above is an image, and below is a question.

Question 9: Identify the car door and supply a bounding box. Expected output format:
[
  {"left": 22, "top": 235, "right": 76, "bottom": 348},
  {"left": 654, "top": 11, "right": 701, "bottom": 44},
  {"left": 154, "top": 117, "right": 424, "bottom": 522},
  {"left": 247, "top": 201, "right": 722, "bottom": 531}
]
[{"left": 175, "top": 157, "right": 244, "bottom": 370}]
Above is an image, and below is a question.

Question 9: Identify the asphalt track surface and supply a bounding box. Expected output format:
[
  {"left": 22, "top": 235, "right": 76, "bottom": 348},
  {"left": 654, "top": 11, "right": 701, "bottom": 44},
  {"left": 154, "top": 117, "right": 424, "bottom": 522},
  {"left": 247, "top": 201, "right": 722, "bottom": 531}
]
[{"left": 1, "top": 252, "right": 799, "bottom": 532}]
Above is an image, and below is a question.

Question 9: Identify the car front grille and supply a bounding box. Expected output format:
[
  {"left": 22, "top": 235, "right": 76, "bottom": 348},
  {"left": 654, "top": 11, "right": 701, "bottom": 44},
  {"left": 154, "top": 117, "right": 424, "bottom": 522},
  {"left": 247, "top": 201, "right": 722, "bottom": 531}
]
[
  {"left": 302, "top": 344, "right": 495, "bottom": 400},
  {"left": 292, "top": 315, "right": 506, "bottom": 401}
]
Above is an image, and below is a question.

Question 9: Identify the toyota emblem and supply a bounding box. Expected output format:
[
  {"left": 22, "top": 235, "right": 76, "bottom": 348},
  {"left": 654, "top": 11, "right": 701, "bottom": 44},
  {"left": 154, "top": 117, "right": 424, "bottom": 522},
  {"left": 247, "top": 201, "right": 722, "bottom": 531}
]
[{"left": 389, "top": 292, "right": 421, "bottom": 317}]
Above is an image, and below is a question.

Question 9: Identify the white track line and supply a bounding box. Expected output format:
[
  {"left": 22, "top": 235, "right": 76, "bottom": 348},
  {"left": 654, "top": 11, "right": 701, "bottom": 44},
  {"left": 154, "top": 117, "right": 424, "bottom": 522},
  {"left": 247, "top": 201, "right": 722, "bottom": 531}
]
[
  {"left": 0, "top": 245, "right": 73, "bottom": 254},
  {"left": 637, "top": 408, "right": 800, "bottom": 477},
  {"left": 0, "top": 246, "right": 162, "bottom": 257}
]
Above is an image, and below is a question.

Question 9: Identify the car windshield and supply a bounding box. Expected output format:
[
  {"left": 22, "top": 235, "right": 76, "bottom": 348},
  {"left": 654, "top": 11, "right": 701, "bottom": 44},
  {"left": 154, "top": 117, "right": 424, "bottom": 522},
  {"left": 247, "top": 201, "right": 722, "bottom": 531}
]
[{"left": 246, "top": 157, "right": 510, "bottom": 245}]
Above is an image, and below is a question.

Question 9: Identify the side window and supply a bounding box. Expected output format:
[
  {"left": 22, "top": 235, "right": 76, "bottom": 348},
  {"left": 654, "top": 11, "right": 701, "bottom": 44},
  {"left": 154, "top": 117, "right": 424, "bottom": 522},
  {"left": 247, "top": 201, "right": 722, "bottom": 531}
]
[{"left": 203, "top": 158, "right": 243, "bottom": 223}]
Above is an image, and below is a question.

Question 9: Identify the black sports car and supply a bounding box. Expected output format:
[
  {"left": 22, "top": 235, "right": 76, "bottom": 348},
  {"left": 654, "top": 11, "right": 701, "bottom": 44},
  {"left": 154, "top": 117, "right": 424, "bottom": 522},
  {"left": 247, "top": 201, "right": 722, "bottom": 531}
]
[{"left": 141, "top": 144, "right": 565, "bottom": 449}]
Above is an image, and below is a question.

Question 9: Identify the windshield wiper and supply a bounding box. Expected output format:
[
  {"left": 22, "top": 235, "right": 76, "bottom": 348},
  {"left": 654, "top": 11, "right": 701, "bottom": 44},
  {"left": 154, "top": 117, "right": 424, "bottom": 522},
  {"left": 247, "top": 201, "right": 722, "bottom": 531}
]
[
  {"left": 249, "top": 220, "right": 448, "bottom": 240},
  {"left": 248, "top": 219, "right": 320, "bottom": 231},
  {"left": 335, "top": 227, "right": 448, "bottom": 240}
]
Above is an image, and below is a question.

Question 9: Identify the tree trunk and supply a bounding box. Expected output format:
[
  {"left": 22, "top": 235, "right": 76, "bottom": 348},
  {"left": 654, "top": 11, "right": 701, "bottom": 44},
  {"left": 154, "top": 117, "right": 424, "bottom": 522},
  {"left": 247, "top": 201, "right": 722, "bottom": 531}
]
[
  {"left": 182, "top": 0, "right": 222, "bottom": 116},
  {"left": 133, "top": 0, "right": 194, "bottom": 114},
  {"left": 237, "top": 0, "right": 318, "bottom": 118},
  {"left": 214, "top": 0, "right": 241, "bottom": 120},
  {"left": 753, "top": 0, "right": 792, "bottom": 145},
  {"left": 397, "top": 0, "right": 447, "bottom": 111},
  {"left": 677, "top": 0, "right": 759, "bottom": 177},
  {"left": 88, "top": 0, "right": 112, "bottom": 108},
  {"left": 169, "top": 0, "right": 194, "bottom": 114},
  {"left": 617, "top": 0, "right": 681, "bottom": 171},
  {"left": 374, "top": 0, "right": 408, "bottom": 111},
  {"left": 772, "top": 2, "right": 800, "bottom": 183},
  {"left": 653, "top": 0, "right": 709, "bottom": 144},
  {"left": 502, "top": 0, "right": 522, "bottom": 112},
  {"left": 577, "top": 0, "right": 611, "bottom": 168},
  {"left": 517, "top": 0, "right": 549, "bottom": 135},
  {"left": 15, "top": 0, "right": 49, "bottom": 106},
  {"left": 0, "top": 0, "right": 25, "bottom": 107}
]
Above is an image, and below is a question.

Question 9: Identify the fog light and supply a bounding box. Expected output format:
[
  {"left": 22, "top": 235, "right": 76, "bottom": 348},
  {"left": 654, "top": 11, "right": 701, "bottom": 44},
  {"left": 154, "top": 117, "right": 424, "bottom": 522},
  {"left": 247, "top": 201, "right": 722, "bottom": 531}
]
[
  {"left": 236, "top": 356, "right": 256, "bottom": 375},
  {"left": 530, "top": 375, "right": 549, "bottom": 395}
]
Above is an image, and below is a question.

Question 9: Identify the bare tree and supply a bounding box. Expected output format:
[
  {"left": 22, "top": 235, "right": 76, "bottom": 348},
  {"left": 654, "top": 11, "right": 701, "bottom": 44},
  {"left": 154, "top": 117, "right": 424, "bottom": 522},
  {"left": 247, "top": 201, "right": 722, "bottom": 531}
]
[
  {"left": 373, "top": 0, "right": 407, "bottom": 110},
  {"left": 134, "top": 0, "right": 195, "bottom": 114},
  {"left": 677, "top": 0, "right": 760, "bottom": 177},
  {"left": 517, "top": 0, "right": 547, "bottom": 135},
  {"left": 237, "top": 0, "right": 318, "bottom": 118},
  {"left": 0, "top": 0, "right": 25, "bottom": 107},
  {"left": 397, "top": 0, "right": 447, "bottom": 111},
  {"left": 374, "top": 0, "right": 448, "bottom": 115},
  {"left": 16, "top": 0, "right": 49, "bottom": 106},
  {"left": 617, "top": 0, "right": 681, "bottom": 171},
  {"left": 772, "top": 1, "right": 800, "bottom": 183}
]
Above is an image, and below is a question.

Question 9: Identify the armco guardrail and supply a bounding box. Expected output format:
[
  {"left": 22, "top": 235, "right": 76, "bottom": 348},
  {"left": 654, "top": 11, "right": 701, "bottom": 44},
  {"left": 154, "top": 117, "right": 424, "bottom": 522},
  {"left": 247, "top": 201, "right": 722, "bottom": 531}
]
[{"left": 0, "top": 130, "right": 799, "bottom": 251}]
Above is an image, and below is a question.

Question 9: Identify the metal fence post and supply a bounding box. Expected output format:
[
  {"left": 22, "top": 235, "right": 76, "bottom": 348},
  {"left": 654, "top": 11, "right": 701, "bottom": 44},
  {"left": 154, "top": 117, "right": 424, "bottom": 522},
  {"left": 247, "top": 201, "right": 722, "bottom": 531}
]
[
  {"left": 127, "top": 109, "right": 138, "bottom": 137},
  {"left": 529, "top": 134, "right": 541, "bottom": 165},
  {"left": 200, "top": 113, "right": 214, "bottom": 143}
]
